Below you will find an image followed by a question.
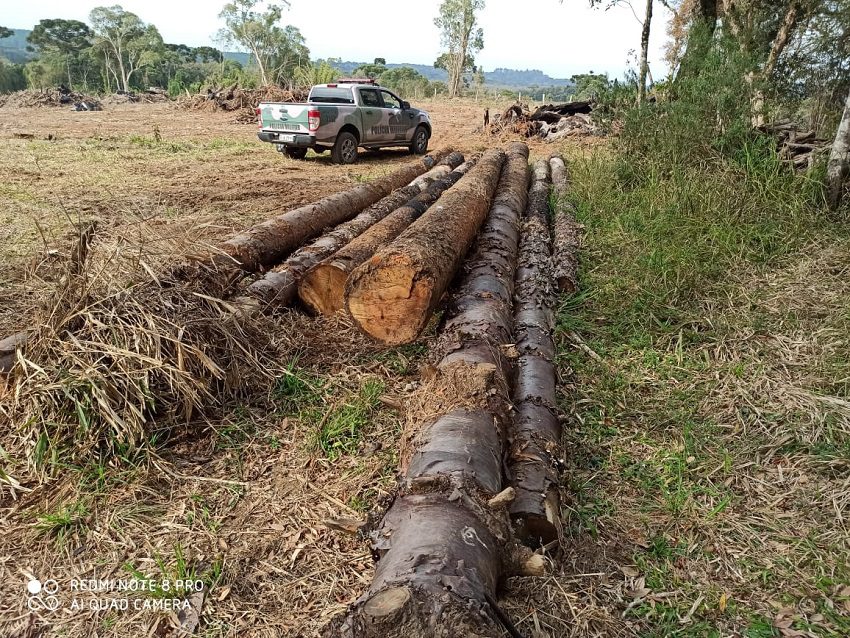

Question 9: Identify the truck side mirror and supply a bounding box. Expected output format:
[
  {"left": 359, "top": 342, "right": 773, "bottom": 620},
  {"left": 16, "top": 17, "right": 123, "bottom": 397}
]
[{"left": 401, "top": 100, "right": 410, "bottom": 110}]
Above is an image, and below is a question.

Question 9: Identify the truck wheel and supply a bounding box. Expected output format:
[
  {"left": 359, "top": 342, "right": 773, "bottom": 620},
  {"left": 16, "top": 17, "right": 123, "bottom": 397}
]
[
  {"left": 284, "top": 147, "right": 308, "bottom": 160},
  {"left": 332, "top": 132, "right": 358, "bottom": 164},
  {"left": 409, "top": 126, "right": 428, "bottom": 155}
]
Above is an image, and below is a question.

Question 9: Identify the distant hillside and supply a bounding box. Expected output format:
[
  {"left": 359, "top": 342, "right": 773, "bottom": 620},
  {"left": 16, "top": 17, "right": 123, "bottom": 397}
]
[
  {"left": 0, "top": 29, "right": 35, "bottom": 64},
  {"left": 331, "top": 60, "right": 572, "bottom": 89}
]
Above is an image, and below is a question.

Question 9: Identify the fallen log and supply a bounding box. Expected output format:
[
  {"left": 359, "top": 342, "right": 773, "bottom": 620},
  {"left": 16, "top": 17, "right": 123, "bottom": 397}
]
[
  {"left": 245, "top": 152, "right": 465, "bottom": 307},
  {"left": 218, "top": 149, "right": 450, "bottom": 272},
  {"left": 298, "top": 158, "right": 476, "bottom": 315},
  {"left": 326, "top": 143, "right": 533, "bottom": 637},
  {"left": 345, "top": 148, "right": 506, "bottom": 345},
  {"left": 509, "top": 161, "right": 562, "bottom": 547},
  {"left": 549, "top": 155, "right": 582, "bottom": 294}
]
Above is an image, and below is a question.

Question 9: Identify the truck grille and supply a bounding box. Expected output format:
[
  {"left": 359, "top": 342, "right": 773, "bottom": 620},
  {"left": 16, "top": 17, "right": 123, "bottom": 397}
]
[{"left": 266, "top": 122, "right": 301, "bottom": 131}]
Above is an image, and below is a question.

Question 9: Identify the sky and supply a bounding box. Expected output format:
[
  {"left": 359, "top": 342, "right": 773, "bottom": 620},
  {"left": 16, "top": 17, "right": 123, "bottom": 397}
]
[{"left": 1, "top": 0, "right": 673, "bottom": 79}]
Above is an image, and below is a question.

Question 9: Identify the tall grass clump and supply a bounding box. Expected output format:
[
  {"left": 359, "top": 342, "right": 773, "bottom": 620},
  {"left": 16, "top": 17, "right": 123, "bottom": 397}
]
[{"left": 567, "top": 27, "right": 843, "bottom": 344}]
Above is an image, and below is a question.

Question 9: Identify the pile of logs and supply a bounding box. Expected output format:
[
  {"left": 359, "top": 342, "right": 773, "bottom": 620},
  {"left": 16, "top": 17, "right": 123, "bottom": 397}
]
[
  {"left": 487, "top": 100, "right": 602, "bottom": 141},
  {"left": 0, "top": 87, "right": 101, "bottom": 109},
  {"left": 2, "top": 144, "right": 585, "bottom": 634},
  {"left": 759, "top": 120, "right": 831, "bottom": 172}
]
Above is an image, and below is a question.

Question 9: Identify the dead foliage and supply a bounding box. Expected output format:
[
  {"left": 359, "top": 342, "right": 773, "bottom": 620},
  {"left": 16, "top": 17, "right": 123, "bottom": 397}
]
[
  {"left": 487, "top": 101, "right": 603, "bottom": 141},
  {"left": 0, "top": 87, "right": 101, "bottom": 109},
  {"left": 178, "top": 84, "right": 309, "bottom": 123},
  {"left": 0, "top": 221, "right": 282, "bottom": 491}
]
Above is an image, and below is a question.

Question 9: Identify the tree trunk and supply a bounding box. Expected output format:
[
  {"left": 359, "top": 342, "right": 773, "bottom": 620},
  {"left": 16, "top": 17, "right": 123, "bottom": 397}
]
[
  {"left": 299, "top": 159, "right": 475, "bottom": 315},
  {"left": 827, "top": 86, "right": 850, "bottom": 211},
  {"left": 752, "top": 0, "right": 802, "bottom": 127},
  {"left": 246, "top": 152, "right": 465, "bottom": 308},
  {"left": 345, "top": 149, "right": 506, "bottom": 345},
  {"left": 217, "top": 151, "right": 450, "bottom": 273},
  {"left": 325, "top": 142, "right": 532, "bottom": 638},
  {"left": 509, "top": 159, "right": 562, "bottom": 546},
  {"left": 638, "top": 0, "right": 653, "bottom": 105},
  {"left": 548, "top": 156, "right": 582, "bottom": 294}
]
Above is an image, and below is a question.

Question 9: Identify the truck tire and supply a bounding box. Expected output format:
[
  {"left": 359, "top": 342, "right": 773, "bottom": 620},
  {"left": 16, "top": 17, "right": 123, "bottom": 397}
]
[
  {"left": 332, "top": 132, "right": 358, "bottom": 164},
  {"left": 284, "top": 147, "right": 308, "bottom": 160},
  {"left": 409, "top": 125, "right": 428, "bottom": 155}
]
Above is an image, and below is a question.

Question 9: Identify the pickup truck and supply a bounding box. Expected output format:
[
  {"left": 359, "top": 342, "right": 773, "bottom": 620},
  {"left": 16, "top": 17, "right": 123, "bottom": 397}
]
[{"left": 256, "top": 80, "right": 432, "bottom": 164}]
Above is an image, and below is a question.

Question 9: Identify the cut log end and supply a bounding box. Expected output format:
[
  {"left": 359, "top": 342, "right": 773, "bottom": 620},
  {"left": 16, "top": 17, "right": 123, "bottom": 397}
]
[
  {"left": 362, "top": 587, "right": 412, "bottom": 621},
  {"left": 298, "top": 263, "right": 349, "bottom": 315},
  {"left": 346, "top": 254, "right": 434, "bottom": 345}
]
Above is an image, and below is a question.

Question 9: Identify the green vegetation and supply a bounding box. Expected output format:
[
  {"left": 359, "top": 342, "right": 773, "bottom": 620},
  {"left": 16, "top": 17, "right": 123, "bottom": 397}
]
[{"left": 554, "top": 18, "right": 850, "bottom": 636}]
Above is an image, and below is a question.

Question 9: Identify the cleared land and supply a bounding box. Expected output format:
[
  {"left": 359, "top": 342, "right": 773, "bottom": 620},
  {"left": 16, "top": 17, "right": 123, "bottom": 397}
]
[{"left": 1, "top": 99, "right": 848, "bottom": 638}]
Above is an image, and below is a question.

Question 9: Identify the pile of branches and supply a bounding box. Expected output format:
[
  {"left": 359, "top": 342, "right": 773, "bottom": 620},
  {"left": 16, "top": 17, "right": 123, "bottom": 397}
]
[
  {"left": 487, "top": 100, "right": 602, "bottom": 141},
  {"left": 759, "top": 120, "right": 831, "bottom": 172},
  {"left": 178, "top": 84, "right": 308, "bottom": 122},
  {"left": 0, "top": 87, "right": 101, "bottom": 110},
  {"left": 0, "top": 223, "right": 282, "bottom": 488},
  {"left": 101, "top": 88, "right": 170, "bottom": 106}
]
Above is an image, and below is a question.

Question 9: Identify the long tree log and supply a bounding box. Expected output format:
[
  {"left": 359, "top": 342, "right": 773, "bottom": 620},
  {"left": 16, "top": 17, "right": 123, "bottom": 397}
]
[
  {"left": 508, "top": 159, "right": 562, "bottom": 547},
  {"left": 298, "top": 158, "right": 477, "bottom": 315},
  {"left": 345, "top": 148, "right": 507, "bottom": 345},
  {"left": 217, "top": 150, "right": 451, "bottom": 272},
  {"left": 326, "top": 143, "right": 533, "bottom": 638},
  {"left": 245, "top": 152, "right": 465, "bottom": 307},
  {"left": 549, "top": 155, "right": 582, "bottom": 294}
]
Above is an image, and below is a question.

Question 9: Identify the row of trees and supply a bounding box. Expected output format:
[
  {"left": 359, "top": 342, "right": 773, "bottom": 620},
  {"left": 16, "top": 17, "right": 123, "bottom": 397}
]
[{"left": 0, "top": 2, "right": 313, "bottom": 96}]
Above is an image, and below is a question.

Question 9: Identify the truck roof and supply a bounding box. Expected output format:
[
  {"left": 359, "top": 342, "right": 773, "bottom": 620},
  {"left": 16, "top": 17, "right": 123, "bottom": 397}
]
[{"left": 312, "top": 82, "right": 383, "bottom": 90}]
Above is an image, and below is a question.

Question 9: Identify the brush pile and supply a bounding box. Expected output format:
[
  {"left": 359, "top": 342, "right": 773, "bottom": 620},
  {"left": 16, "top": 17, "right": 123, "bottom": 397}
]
[
  {"left": 487, "top": 100, "right": 602, "bottom": 140},
  {"left": 0, "top": 87, "right": 101, "bottom": 109},
  {"left": 100, "top": 88, "right": 170, "bottom": 106},
  {"left": 759, "top": 120, "right": 831, "bottom": 172},
  {"left": 0, "top": 223, "right": 281, "bottom": 487},
  {"left": 179, "top": 84, "right": 309, "bottom": 122}
]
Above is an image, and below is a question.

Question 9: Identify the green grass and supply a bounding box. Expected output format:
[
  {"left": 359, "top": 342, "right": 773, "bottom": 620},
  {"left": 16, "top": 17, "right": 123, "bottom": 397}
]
[
  {"left": 35, "top": 500, "right": 90, "bottom": 544},
  {"left": 556, "top": 138, "right": 850, "bottom": 635}
]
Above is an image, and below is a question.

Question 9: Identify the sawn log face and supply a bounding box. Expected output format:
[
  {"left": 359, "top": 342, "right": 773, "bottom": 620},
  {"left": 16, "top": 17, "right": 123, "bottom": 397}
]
[{"left": 345, "top": 148, "right": 507, "bottom": 345}]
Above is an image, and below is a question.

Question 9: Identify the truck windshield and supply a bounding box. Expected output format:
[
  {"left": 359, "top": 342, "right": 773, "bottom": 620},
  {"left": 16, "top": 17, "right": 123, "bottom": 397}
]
[{"left": 309, "top": 87, "right": 354, "bottom": 104}]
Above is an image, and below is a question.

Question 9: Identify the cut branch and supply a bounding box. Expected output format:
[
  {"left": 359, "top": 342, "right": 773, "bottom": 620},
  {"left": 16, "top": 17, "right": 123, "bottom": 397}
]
[{"left": 345, "top": 148, "right": 507, "bottom": 345}]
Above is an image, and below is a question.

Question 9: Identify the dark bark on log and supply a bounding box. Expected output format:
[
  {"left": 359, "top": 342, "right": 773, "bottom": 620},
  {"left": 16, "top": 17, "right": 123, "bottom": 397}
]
[
  {"left": 326, "top": 143, "right": 532, "bottom": 637},
  {"left": 299, "top": 159, "right": 476, "bottom": 315},
  {"left": 345, "top": 148, "right": 507, "bottom": 345},
  {"left": 217, "top": 150, "right": 451, "bottom": 272},
  {"left": 508, "top": 162, "right": 562, "bottom": 547},
  {"left": 245, "top": 152, "right": 465, "bottom": 307},
  {"left": 549, "top": 156, "right": 582, "bottom": 295}
]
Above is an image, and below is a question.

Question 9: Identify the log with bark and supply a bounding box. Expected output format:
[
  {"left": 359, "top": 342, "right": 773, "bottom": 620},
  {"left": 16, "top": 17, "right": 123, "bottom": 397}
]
[
  {"left": 508, "top": 160, "right": 563, "bottom": 547},
  {"left": 548, "top": 155, "right": 582, "bottom": 294},
  {"left": 298, "top": 158, "right": 477, "bottom": 315},
  {"left": 325, "top": 142, "right": 534, "bottom": 637},
  {"left": 245, "top": 152, "right": 465, "bottom": 307},
  {"left": 345, "top": 148, "right": 507, "bottom": 345},
  {"left": 217, "top": 150, "right": 451, "bottom": 272}
]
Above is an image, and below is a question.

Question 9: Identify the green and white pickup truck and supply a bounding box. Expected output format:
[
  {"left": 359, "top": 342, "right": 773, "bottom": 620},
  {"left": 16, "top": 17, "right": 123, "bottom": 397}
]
[{"left": 256, "top": 79, "right": 432, "bottom": 164}]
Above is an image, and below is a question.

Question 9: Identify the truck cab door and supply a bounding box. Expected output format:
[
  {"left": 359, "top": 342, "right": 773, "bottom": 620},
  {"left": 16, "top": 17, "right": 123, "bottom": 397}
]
[
  {"left": 379, "top": 90, "right": 410, "bottom": 142},
  {"left": 358, "top": 88, "right": 384, "bottom": 143}
]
